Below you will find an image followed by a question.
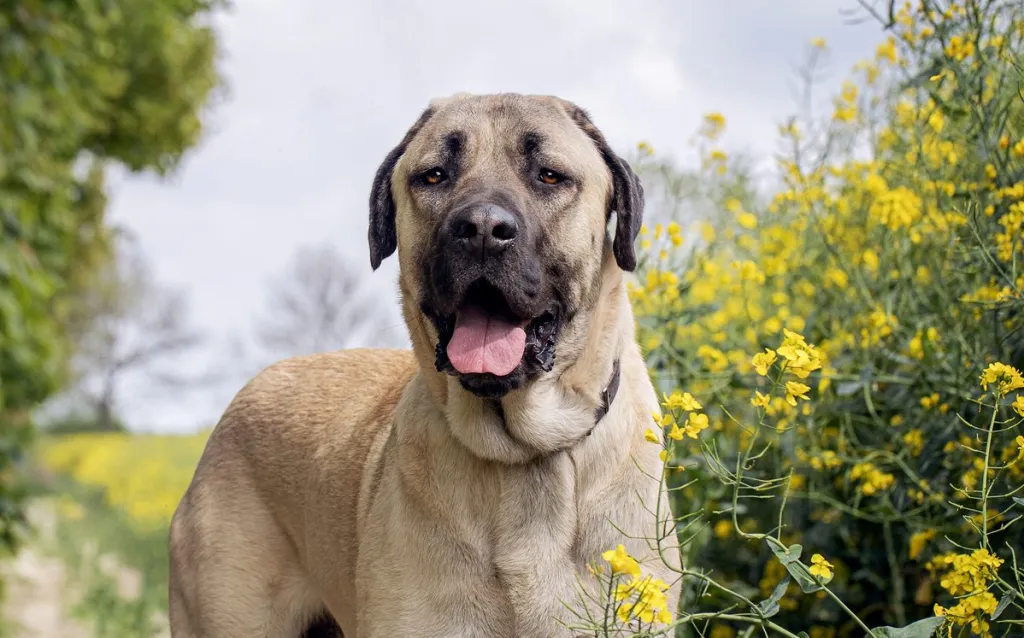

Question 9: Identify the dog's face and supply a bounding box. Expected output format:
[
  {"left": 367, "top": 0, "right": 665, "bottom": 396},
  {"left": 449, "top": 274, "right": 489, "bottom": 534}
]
[{"left": 369, "top": 93, "right": 643, "bottom": 398}]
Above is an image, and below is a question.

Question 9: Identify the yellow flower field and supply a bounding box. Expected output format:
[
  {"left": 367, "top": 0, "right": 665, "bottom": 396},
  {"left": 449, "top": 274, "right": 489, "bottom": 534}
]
[{"left": 40, "top": 431, "right": 211, "bottom": 533}]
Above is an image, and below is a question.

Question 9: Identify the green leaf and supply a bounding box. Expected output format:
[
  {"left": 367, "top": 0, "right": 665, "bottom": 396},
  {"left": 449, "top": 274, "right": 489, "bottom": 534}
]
[
  {"left": 768, "top": 541, "right": 802, "bottom": 565},
  {"left": 869, "top": 616, "right": 945, "bottom": 638},
  {"left": 755, "top": 576, "right": 790, "bottom": 618},
  {"left": 767, "top": 540, "right": 826, "bottom": 592},
  {"left": 791, "top": 566, "right": 827, "bottom": 593},
  {"left": 1013, "top": 496, "right": 1024, "bottom": 508},
  {"left": 992, "top": 590, "right": 1014, "bottom": 620}
]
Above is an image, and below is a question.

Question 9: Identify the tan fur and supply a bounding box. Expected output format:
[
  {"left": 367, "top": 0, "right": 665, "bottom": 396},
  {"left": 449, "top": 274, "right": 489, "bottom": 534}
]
[{"left": 169, "top": 93, "right": 679, "bottom": 638}]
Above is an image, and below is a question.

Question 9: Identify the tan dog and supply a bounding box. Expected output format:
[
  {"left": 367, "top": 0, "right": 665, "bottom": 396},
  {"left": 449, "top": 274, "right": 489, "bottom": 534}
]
[{"left": 169, "top": 93, "right": 679, "bottom": 638}]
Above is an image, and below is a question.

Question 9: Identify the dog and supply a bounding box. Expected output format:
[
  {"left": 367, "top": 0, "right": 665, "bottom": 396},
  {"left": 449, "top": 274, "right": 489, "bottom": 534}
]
[{"left": 169, "top": 92, "right": 679, "bottom": 637}]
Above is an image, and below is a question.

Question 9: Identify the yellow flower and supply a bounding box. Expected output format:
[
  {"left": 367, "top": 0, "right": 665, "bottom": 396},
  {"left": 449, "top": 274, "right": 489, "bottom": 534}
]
[
  {"left": 667, "top": 423, "right": 685, "bottom": 441},
  {"left": 644, "top": 428, "right": 659, "bottom": 443},
  {"left": 870, "top": 186, "right": 922, "bottom": 230},
  {"left": 979, "top": 362, "right": 1024, "bottom": 395},
  {"left": 683, "top": 413, "right": 710, "bottom": 439},
  {"left": 1016, "top": 435, "right": 1024, "bottom": 459},
  {"left": 752, "top": 348, "right": 778, "bottom": 376},
  {"left": 697, "top": 344, "right": 729, "bottom": 373},
  {"left": 824, "top": 267, "right": 849, "bottom": 289},
  {"left": 903, "top": 429, "right": 924, "bottom": 456},
  {"left": 809, "top": 554, "right": 834, "bottom": 580},
  {"left": 1013, "top": 396, "right": 1024, "bottom": 417},
  {"left": 909, "top": 530, "right": 936, "bottom": 560},
  {"left": 876, "top": 37, "right": 897, "bottom": 62},
  {"left": 920, "top": 393, "right": 940, "bottom": 410},
  {"left": 945, "top": 34, "right": 975, "bottom": 60},
  {"left": 752, "top": 391, "right": 771, "bottom": 408},
  {"left": 785, "top": 381, "right": 811, "bottom": 406},
  {"left": 615, "top": 575, "right": 673, "bottom": 624},
  {"left": 850, "top": 462, "right": 895, "bottom": 495},
  {"left": 662, "top": 391, "right": 702, "bottom": 412},
  {"left": 777, "top": 330, "right": 823, "bottom": 379},
  {"left": 809, "top": 450, "right": 842, "bottom": 471},
  {"left": 704, "top": 112, "right": 726, "bottom": 135},
  {"left": 811, "top": 37, "right": 827, "bottom": 49},
  {"left": 713, "top": 519, "right": 732, "bottom": 539},
  {"left": 653, "top": 412, "right": 674, "bottom": 428},
  {"left": 861, "top": 249, "right": 879, "bottom": 272},
  {"left": 738, "top": 212, "right": 758, "bottom": 229},
  {"left": 601, "top": 544, "right": 641, "bottom": 579},
  {"left": 833, "top": 104, "right": 857, "bottom": 122}
]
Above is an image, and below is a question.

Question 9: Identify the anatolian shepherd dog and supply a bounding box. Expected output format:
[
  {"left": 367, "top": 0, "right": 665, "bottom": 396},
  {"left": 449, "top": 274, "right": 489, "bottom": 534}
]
[{"left": 169, "top": 92, "right": 680, "bottom": 638}]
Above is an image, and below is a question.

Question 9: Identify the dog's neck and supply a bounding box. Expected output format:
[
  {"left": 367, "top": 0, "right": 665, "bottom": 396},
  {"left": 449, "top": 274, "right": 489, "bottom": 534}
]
[{"left": 402, "top": 254, "right": 644, "bottom": 465}]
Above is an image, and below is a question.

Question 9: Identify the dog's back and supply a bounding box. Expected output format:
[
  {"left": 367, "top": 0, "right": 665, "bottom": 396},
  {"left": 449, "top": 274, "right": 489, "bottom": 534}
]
[{"left": 168, "top": 348, "right": 416, "bottom": 637}]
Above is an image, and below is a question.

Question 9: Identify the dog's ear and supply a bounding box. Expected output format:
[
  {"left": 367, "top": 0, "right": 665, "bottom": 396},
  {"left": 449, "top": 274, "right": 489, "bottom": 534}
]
[
  {"left": 560, "top": 101, "right": 645, "bottom": 272},
  {"left": 368, "top": 107, "right": 435, "bottom": 271}
]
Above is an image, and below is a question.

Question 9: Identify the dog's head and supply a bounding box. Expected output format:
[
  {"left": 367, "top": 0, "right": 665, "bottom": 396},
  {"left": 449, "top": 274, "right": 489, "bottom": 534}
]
[{"left": 369, "top": 93, "right": 643, "bottom": 399}]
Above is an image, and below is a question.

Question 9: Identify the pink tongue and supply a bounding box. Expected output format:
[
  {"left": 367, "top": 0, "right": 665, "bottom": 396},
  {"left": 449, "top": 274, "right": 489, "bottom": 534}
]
[{"left": 447, "top": 306, "right": 527, "bottom": 376}]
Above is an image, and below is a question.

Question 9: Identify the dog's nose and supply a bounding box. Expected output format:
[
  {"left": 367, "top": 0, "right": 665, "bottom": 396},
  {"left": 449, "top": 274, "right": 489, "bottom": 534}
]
[{"left": 449, "top": 204, "right": 518, "bottom": 259}]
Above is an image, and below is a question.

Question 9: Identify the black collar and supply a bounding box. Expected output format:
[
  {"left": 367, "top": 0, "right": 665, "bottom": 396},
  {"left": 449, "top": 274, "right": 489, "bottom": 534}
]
[{"left": 591, "top": 358, "right": 621, "bottom": 429}]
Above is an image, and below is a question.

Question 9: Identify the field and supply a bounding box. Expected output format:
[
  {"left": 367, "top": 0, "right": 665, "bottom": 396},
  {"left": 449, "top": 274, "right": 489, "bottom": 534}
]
[{"left": 14, "top": 433, "right": 212, "bottom": 638}]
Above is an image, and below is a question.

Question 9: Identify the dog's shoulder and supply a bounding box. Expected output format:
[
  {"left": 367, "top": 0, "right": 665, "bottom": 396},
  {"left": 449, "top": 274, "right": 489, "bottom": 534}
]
[
  {"left": 228, "top": 348, "right": 416, "bottom": 422},
  {"left": 205, "top": 348, "right": 417, "bottom": 458}
]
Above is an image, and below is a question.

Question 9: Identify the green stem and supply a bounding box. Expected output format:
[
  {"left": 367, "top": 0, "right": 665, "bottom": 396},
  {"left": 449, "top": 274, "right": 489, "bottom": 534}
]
[
  {"left": 669, "top": 612, "right": 804, "bottom": 638},
  {"left": 822, "top": 581, "right": 879, "bottom": 638},
  {"left": 980, "top": 392, "right": 1000, "bottom": 548},
  {"left": 883, "top": 521, "right": 907, "bottom": 627}
]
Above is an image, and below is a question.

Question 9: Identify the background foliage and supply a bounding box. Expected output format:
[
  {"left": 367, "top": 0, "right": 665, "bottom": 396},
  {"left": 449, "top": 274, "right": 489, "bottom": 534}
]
[
  {"left": 623, "top": 0, "right": 1024, "bottom": 635},
  {"left": 0, "top": 0, "right": 223, "bottom": 605}
]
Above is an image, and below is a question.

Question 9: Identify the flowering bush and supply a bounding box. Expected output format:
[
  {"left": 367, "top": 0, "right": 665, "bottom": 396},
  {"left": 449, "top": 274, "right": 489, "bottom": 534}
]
[{"left": 573, "top": 1, "right": 1024, "bottom": 636}]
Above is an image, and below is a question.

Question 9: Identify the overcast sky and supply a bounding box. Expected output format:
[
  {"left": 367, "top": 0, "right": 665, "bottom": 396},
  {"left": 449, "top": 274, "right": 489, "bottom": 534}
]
[{"left": 105, "top": 0, "right": 885, "bottom": 432}]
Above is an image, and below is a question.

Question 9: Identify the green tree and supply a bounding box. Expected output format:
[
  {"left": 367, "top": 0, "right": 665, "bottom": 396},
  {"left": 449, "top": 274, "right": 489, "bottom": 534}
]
[{"left": 0, "top": 0, "right": 225, "bottom": 591}]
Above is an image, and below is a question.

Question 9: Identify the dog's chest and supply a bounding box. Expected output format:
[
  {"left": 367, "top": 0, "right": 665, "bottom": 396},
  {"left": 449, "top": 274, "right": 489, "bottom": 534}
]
[
  {"left": 357, "top": 450, "right": 629, "bottom": 637},
  {"left": 449, "top": 453, "right": 625, "bottom": 636}
]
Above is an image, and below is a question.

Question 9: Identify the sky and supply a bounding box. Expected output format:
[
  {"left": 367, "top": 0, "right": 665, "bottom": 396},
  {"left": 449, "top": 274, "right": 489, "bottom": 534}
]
[{"left": 104, "top": 0, "right": 886, "bottom": 432}]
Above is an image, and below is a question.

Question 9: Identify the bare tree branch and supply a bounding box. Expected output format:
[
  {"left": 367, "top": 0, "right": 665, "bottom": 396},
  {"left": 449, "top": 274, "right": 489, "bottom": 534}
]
[
  {"left": 251, "top": 243, "right": 395, "bottom": 360},
  {"left": 44, "top": 232, "right": 205, "bottom": 430}
]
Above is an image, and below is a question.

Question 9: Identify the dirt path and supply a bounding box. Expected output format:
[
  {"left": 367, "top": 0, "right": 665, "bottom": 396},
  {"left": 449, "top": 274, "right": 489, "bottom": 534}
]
[{"left": 1, "top": 502, "right": 87, "bottom": 638}]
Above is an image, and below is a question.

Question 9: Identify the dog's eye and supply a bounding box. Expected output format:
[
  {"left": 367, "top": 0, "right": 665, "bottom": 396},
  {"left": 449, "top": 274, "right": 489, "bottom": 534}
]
[
  {"left": 538, "top": 169, "right": 564, "bottom": 185},
  {"left": 422, "top": 168, "right": 448, "bottom": 186}
]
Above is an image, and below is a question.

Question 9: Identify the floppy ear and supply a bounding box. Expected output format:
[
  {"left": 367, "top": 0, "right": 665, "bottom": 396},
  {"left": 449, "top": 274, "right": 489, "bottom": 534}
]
[
  {"left": 561, "top": 102, "right": 645, "bottom": 271},
  {"left": 368, "top": 107, "right": 435, "bottom": 271}
]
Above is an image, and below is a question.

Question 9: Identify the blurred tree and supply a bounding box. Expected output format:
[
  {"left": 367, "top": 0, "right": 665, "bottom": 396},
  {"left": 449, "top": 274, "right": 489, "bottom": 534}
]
[
  {"left": 0, "top": 0, "right": 225, "bottom": 580},
  {"left": 44, "top": 232, "right": 204, "bottom": 432},
  {"left": 252, "top": 243, "right": 397, "bottom": 361}
]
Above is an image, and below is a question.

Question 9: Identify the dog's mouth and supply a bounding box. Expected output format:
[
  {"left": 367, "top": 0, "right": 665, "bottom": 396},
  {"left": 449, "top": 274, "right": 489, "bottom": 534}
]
[{"left": 429, "top": 280, "right": 560, "bottom": 397}]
